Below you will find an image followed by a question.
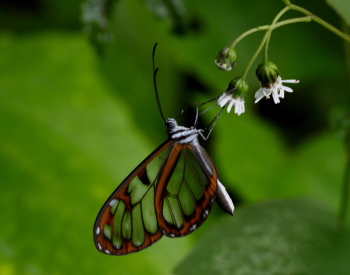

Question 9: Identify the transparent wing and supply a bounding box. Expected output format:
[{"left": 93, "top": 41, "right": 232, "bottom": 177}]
[
  {"left": 155, "top": 143, "right": 218, "bottom": 237},
  {"left": 93, "top": 140, "right": 172, "bottom": 255},
  {"left": 94, "top": 139, "right": 223, "bottom": 255}
]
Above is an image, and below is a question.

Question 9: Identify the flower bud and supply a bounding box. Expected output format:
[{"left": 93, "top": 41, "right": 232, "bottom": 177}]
[
  {"left": 215, "top": 47, "right": 237, "bottom": 71},
  {"left": 227, "top": 77, "right": 249, "bottom": 98},
  {"left": 256, "top": 61, "right": 279, "bottom": 87}
]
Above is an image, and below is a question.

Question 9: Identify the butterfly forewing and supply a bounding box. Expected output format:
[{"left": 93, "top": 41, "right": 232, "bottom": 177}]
[
  {"left": 93, "top": 140, "right": 172, "bottom": 255},
  {"left": 155, "top": 143, "right": 218, "bottom": 237}
]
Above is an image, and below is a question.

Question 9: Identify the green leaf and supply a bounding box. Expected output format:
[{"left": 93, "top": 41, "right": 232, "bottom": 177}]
[
  {"left": 327, "top": 0, "right": 350, "bottom": 25},
  {"left": 174, "top": 198, "right": 350, "bottom": 275}
]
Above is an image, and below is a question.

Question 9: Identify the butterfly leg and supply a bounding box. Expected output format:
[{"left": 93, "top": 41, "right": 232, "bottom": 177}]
[
  {"left": 192, "top": 94, "right": 221, "bottom": 128},
  {"left": 199, "top": 106, "right": 225, "bottom": 140}
]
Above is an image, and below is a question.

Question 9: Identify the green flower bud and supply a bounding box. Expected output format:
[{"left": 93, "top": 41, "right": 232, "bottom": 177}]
[
  {"left": 256, "top": 61, "right": 280, "bottom": 87},
  {"left": 215, "top": 47, "right": 237, "bottom": 71},
  {"left": 227, "top": 77, "right": 249, "bottom": 98}
]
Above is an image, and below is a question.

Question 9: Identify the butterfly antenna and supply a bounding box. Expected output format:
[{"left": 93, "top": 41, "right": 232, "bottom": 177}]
[{"left": 153, "top": 43, "right": 166, "bottom": 122}]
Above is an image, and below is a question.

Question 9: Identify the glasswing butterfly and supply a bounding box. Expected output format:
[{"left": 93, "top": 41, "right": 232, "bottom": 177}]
[{"left": 93, "top": 44, "right": 234, "bottom": 255}]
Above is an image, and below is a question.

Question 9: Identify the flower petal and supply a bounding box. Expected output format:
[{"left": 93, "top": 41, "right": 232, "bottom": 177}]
[
  {"left": 272, "top": 90, "right": 280, "bottom": 104},
  {"left": 234, "top": 99, "right": 245, "bottom": 115},
  {"left": 278, "top": 88, "right": 285, "bottom": 98},
  {"left": 255, "top": 76, "right": 298, "bottom": 104},
  {"left": 282, "top": 85, "right": 293, "bottom": 93},
  {"left": 218, "top": 92, "right": 231, "bottom": 108},
  {"left": 282, "top": 79, "right": 299, "bottom": 84},
  {"left": 227, "top": 100, "right": 235, "bottom": 113},
  {"left": 254, "top": 88, "right": 265, "bottom": 103}
]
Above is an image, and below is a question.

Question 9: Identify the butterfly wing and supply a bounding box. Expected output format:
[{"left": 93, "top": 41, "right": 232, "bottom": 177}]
[
  {"left": 93, "top": 140, "right": 173, "bottom": 255},
  {"left": 94, "top": 137, "right": 229, "bottom": 255},
  {"left": 155, "top": 141, "right": 219, "bottom": 237}
]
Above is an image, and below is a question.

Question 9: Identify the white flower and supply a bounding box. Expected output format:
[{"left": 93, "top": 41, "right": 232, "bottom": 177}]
[
  {"left": 218, "top": 92, "right": 245, "bottom": 116},
  {"left": 254, "top": 76, "right": 299, "bottom": 104},
  {"left": 234, "top": 98, "right": 245, "bottom": 115}
]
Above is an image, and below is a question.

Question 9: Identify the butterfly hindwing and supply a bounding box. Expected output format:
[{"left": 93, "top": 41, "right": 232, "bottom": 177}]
[
  {"left": 155, "top": 142, "right": 218, "bottom": 237},
  {"left": 93, "top": 140, "right": 172, "bottom": 255}
]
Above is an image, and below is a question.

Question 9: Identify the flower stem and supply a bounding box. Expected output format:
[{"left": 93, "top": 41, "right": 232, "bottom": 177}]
[
  {"left": 231, "top": 15, "right": 312, "bottom": 50},
  {"left": 281, "top": 0, "right": 291, "bottom": 5},
  {"left": 287, "top": 3, "right": 350, "bottom": 43},
  {"left": 241, "top": 15, "right": 311, "bottom": 79},
  {"left": 271, "top": 16, "right": 312, "bottom": 29},
  {"left": 230, "top": 26, "right": 270, "bottom": 48},
  {"left": 241, "top": 31, "right": 270, "bottom": 79},
  {"left": 312, "top": 14, "right": 350, "bottom": 43},
  {"left": 264, "top": 6, "right": 290, "bottom": 62},
  {"left": 236, "top": 1, "right": 350, "bottom": 79}
]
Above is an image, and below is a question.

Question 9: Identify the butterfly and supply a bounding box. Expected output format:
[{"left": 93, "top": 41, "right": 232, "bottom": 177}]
[{"left": 93, "top": 44, "right": 234, "bottom": 255}]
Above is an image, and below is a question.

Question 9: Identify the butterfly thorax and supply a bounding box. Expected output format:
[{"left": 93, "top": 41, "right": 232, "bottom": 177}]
[{"left": 166, "top": 118, "right": 202, "bottom": 144}]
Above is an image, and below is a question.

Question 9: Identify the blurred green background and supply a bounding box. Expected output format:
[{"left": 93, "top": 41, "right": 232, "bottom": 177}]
[{"left": 1, "top": 0, "right": 350, "bottom": 274}]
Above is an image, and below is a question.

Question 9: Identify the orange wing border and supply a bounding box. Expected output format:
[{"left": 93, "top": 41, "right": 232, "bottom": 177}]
[{"left": 93, "top": 139, "right": 173, "bottom": 255}]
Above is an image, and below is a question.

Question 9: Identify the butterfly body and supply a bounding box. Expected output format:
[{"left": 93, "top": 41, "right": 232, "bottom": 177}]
[{"left": 93, "top": 117, "right": 234, "bottom": 255}]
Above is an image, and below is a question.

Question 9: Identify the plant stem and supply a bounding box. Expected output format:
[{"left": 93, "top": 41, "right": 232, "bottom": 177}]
[
  {"left": 241, "top": 31, "right": 270, "bottom": 79},
  {"left": 236, "top": 1, "right": 350, "bottom": 79},
  {"left": 231, "top": 15, "right": 312, "bottom": 50},
  {"left": 271, "top": 16, "right": 312, "bottom": 29},
  {"left": 241, "top": 16, "right": 311, "bottom": 79},
  {"left": 288, "top": 4, "right": 350, "bottom": 43},
  {"left": 281, "top": 0, "right": 291, "bottom": 5},
  {"left": 264, "top": 6, "right": 290, "bottom": 62},
  {"left": 230, "top": 25, "right": 270, "bottom": 48}
]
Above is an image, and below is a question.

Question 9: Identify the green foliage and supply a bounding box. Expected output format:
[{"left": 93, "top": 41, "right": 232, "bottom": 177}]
[
  {"left": 175, "top": 198, "right": 350, "bottom": 275},
  {"left": 1, "top": 0, "right": 350, "bottom": 274}
]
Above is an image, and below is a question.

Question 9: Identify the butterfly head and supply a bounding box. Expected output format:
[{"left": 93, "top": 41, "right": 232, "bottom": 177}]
[
  {"left": 165, "top": 117, "right": 204, "bottom": 144},
  {"left": 165, "top": 118, "right": 178, "bottom": 131}
]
